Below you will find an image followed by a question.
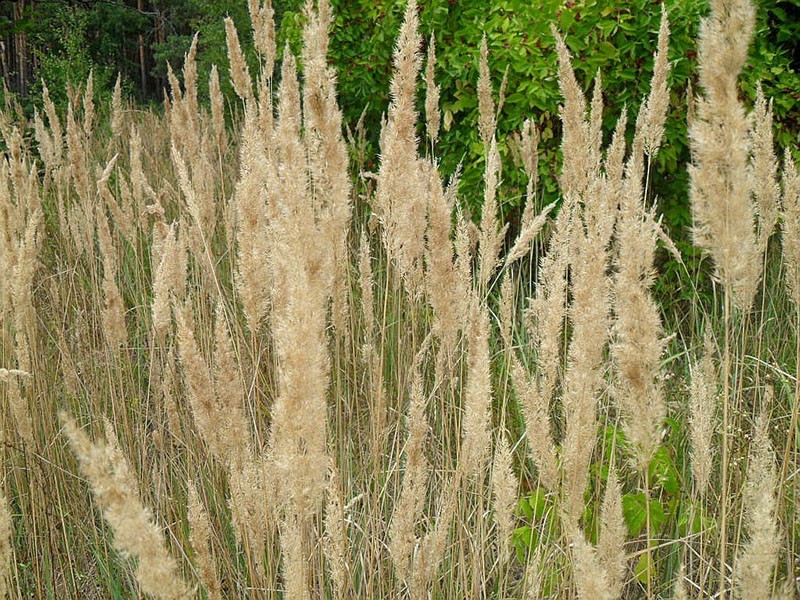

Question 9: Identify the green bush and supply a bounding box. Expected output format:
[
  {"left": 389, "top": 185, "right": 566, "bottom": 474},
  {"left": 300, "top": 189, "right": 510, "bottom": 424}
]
[{"left": 273, "top": 0, "right": 799, "bottom": 306}]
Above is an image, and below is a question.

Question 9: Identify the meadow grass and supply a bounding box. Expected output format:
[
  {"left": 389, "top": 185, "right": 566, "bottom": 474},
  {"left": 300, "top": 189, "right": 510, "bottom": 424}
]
[{"left": 0, "top": 0, "right": 797, "bottom": 598}]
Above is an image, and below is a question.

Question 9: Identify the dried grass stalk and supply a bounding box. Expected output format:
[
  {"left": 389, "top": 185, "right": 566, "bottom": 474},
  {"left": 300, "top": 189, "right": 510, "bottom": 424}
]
[
  {"left": 598, "top": 468, "right": 626, "bottom": 598},
  {"left": 782, "top": 151, "right": 800, "bottom": 305},
  {"left": 225, "top": 17, "right": 255, "bottom": 102},
  {"left": 689, "top": 333, "right": 717, "bottom": 498},
  {"left": 374, "top": 0, "right": 426, "bottom": 296},
  {"left": 612, "top": 201, "right": 666, "bottom": 468},
  {"left": 490, "top": 430, "right": 518, "bottom": 563},
  {"left": 187, "top": 483, "right": 222, "bottom": 600},
  {"left": 461, "top": 294, "right": 492, "bottom": 477},
  {"left": 0, "top": 491, "right": 12, "bottom": 599},
  {"left": 424, "top": 35, "right": 440, "bottom": 145},
  {"left": 572, "top": 535, "right": 615, "bottom": 600},
  {"left": 389, "top": 355, "right": 430, "bottom": 583},
  {"left": 61, "top": 414, "right": 193, "bottom": 599},
  {"left": 324, "top": 462, "right": 349, "bottom": 598},
  {"left": 750, "top": 85, "right": 779, "bottom": 256},
  {"left": 248, "top": 0, "right": 276, "bottom": 76},
  {"left": 689, "top": 0, "right": 760, "bottom": 310},
  {"left": 640, "top": 8, "right": 671, "bottom": 157},
  {"left": 735, "top": 412, "right": 781, "bottom": 600},
  {"left": 477, "top": 139, "right": 508, "bottom": 290}
]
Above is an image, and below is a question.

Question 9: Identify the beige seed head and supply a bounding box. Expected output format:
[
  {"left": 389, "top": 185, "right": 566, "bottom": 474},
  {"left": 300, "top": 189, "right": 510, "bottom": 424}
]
[
  {"left": 477, "top": 34, "right": 495, "bottom": 148},
  {"left": 782, "top": 150, "right": 800, "bottom": 306},
  {"left": 187, "top": 482, "right": 222, "bottom": 600},
  {"left": 61, "top": 414, "right": 193, "bottom": 599},
  {"left": 225, "top": 17, "right": 254, "bottom": 102},
  {"left": 424, "top": 35, "right": 441, "bottom": 145},
  {"left": 735, "top": 411, "right": 780, "bottom": 600},
  {"left": 640, "top": 7, "right": 671, "bottom": 157}
]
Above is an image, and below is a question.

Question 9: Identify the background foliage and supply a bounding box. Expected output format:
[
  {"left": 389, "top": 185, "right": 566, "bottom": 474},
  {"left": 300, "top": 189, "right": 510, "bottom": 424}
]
[{"left": 1, "top": 0, "right": 799, "bottom": 300}]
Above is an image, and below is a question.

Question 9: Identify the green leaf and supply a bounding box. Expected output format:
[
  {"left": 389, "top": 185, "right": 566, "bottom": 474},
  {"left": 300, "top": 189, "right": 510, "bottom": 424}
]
[
  {"left": 648, "top": 447, "right": 681, "bottom": 496},
  {"left": 634, "top": 552, "right": 655, "bottom": 584},
  {"left": 528, "top": 488, "right": 551, "bottom": 521},
  {"left": 519, "top": 497, "right": 534, "bottom": 521},
  {"left": 622, "top": 493, "right": 666, "bottom": 537},
  {"left": 597, "top": 41, "right": 618, "bottom": 59}
]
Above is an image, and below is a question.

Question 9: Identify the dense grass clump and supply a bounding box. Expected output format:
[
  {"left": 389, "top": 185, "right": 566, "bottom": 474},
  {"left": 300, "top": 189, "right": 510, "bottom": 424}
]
[{"left": 0, "top": 0, "right": 797, "bottom": 598}]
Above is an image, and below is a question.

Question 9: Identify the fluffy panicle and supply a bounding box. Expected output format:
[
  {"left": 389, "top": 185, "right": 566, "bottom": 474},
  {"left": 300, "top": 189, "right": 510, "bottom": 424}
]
[
  {"left": 183, "top": 35, "right": 200, "bottom": 135},
  {"left": 61, "top": 414, "right": 192, "bottom": 599},
  {"left": 640, "top": 8, "right": 671, "bottom": 157},
  {"left": 598, "top": 468, "right": 627, "bottom": 598},
  {"left": 225, "top": 17, "right": 255, "bottom": 102},
  {"left": 374, "top": 0, "right": 426, "bottom": 296},
  {"left": 509, "top": 355, "right": 558, "bottom": 490},
  {"left": 690, "top": 333, "right": 717, "bottom": 498},
  {"left": 301, "top": 0, "right": 352, "bottom": 331},
  {"left": 177, "top": 300, "right": 252, "bottom": 471},
  {"left": 689, "top": 0, "right": 760, "bottom": 310},
  {"left": 672, "top": 565, "right": 690, "bottom": 600},
  {"left": 248, "top": 0, "right": 276, "bottom": 76},
  {"left": 187, "top": 483, "right": 222, "bottom": 600},
  {"left": 572, "top": 535, "right": 615, "bottom": 600},
  {"left": 498, "top": 273, "right": 514, "bottom": 350},
  {"left": 228, "top": 454, "right": 269, "bottom": 562},
  {"left": 605, "top": 109, "right": 629, "bottom": 188},
  {"left": 176, "top": 303, "right": 231, "bottom": 463},
  {"left": 515, "top": 205, "right": 574, "bottom": 491},
  {"left": 96, "top": 208, "right": 127, "bottom": 351},
  {"left": 234, "top": 109, "right": 271, "bottom": 332},
  {"left": 552, "top": 28, "right": 595, "bottom": 200},
  {"left": 490, "top": 431, "right": 519, "bottom": 563},
  {"left": 279, "top": 514, "right": 308, "bottom": 600},
  {"left": 477, "top": 35, "right": 496, "bottom": 148},
  {"left": 111, "top": 75, "right": 123, "bottom": 138},
  {"left": 389, "top": 353, "right": 430, "bottom": 583},
  {"left": 504, "top": 201, "right": 555, "bottom": 269},
  {"left": 33, "top": 109, "right": 56, "bottom": 176},
  {"left": 268, "top": 41, "right": 331, "bottom": 524},
  {"left": 461, "top": 293, "right": 493, "bottom": 477},
  {"left": 11, "top": 208, "right": 43, "bottom": 374},
  {"left": 129, "top": 126, "right": 154, "bottom": 219},
  {"left": 151, "top": 223, "right": 186, "bottom": 343},
  {"left": 735, "top": 412, "right": 780, "bottom": 600},
  {"left": 783, "top": 151, "right": 800, "bottom": 305},
  {"left": 521, "top": 118, "right": 539, "bottom": 207},
  {"left": 413, "top": 478, "right": 456, "bottom": 595},
  {"left": 561, "top": 222, "right": 611, "bottom": 523},
  {"left": 41, "top": 84, "right": 63, "bottom": 167},
  {"left": 212, "top": 304, "right": 252, "bottom": 465},
  {"left": 612, "top": 202, "right": 666, "bottom": 468},
  {"left": 588, "top": 73, "right": 603, "bottom": 169},
  {"left": 424, "top": 163, "right": 466, "bottom": 350},
  {"left": 97, "top": 154, "right": 134, "bottom": 244},
  {"left": 209, "top": 65, "right": 226, "bottom": 151},
  {"left": 477, "top": 138, "right": 508, "bottom": 290},
  {"left": 66, "top": 103, "right": 92, "bottom": 253},
  {"left": 750, "top": 84, "right": 780, "bottom": 256},
  {"left": 424, "top": 35, "right": 441, "bottom": 145},
  {"left": 324, "top": 462, "right": 350, "bottom": 598},
  {"left": 82, "top": 71, "right": 95, "bottom": 137},
  {"left": 3, "top": 373, "right": 33, "bottom": 446}
]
